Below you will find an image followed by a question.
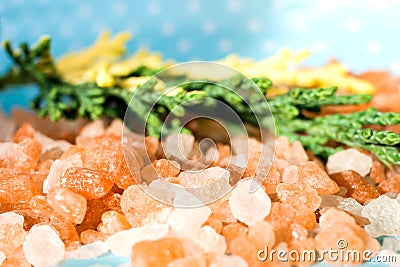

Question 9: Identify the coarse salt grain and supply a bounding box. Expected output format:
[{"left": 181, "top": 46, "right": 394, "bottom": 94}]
[
  {"left": 229, "top": 179, "right": 271, "bottom": 226},
  {"left": 326, "top": 148, "right": 373, "bottom": 176},
  {"left": 23, "top": 225, "right": 65, "bottom": 267}
]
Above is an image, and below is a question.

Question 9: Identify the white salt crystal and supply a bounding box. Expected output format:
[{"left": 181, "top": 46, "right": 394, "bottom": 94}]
[
  {"left": 65, "top": 241, "right": 109, "bottom": 259},
  {"left": 361, "top": 195, "right": 400, "bottom": 237},
  {"left": 382, "top": 237, "right": 400, "bottom": 252},
  {"left": 0, "top": 212, "right": 24, "bottom": 226},
  {"left": 209, "top": 255, "right": 249, "bottom": 267},
  {"left": 192, "top": 226, "right": 226, "bottom": 254},
  {"left": 167, "top": 203, "right": 212, "bottom": 233},
  {"left": 0, "top": 250, "right": 5, "bottom": 266},
  {"left": 148, "top": 178, "right": 182, "bottom": 204},
  {"left": 338, "top": 197, "right": 363, "bottom": 216},
  {"left": 106, "top": 223, "right": 169, "bottom": 257},
  {"left": 34, "top": 131, "right": 71, "bottom": 153},
  {"left": 229, "top": 179, "right": 271, "bottom": 226},
  {"left": 23, "top": 225, "right": 65, "bottom": 267},
  {"left": 326, "top": 148, "right": 373, "bottom": 176}
]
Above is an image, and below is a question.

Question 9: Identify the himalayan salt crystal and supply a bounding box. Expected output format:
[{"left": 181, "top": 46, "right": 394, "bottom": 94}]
[
  {"left": 276, "top": 183, "right": 321, "bottom": 212},
  {"left": 75, "top": 198, "right": 110, "bottom": 234},
  {"left": 168, "top": 256, "right": 207, "bottom": 267},
  {"left": 30, "top": 195, "right": 53, "bottom": 216},
  {"left": 98, "top": 211, "right": 131, "bottom": 235},
  {"left": 290, "top": 223, "right": 309, "bottom": 240},
  {"left": 23, "top": 225, "right": 65, "bottom": 267},
  {"left": 288, "top": 237, "right": 317, "bottom": 266},
  {"left": 193, "top": 226, "right": 227, "bottom": 254},
  {"left": 209, "top": 254, "right": 248, "bottom": 267},
  {"left": 0, "top": 169, "right": 39, "bottom": 204},
  {"left": 1, "top": 246, "right": 31, "bottom": 267},
  {"left": 164, "top": 133, "right": 195, "bottom": 162},
  {"left": 76, "top": 120, "right": 105, "bottom": 140},
  {"left": 326, "top": 148, "right": 373, "bottom": 176},
  {"left": 275, "top": 136, "right": 291, "bottom": 160},
  {"left": 132, "top": 237, "right": 185, "bottom": 267},
  {"left": 204, "top": 214, "right": 223, "bottom": 234},
  {"left": 178, "top": 167, "right": 230, "bottom": 187},
  {"left": 144, "top": 136, "right": 160, "bottom": 156},
  {"left": 294, "top": 212, "right": 317, "bottom": 230},
  {"left": 18, "top": 138, "right": 41, "bottom": 164},
  {"left": 121, "top": 185, "right": 171, "bottom": 227},
  {"left": 105, "top": 118, "right": 124, "bottom": 135},
  {"left": 330, "top": 170, "right": 380, "bottom": 204},
  {"left": 49, "top": 216, "right": 80, "bottom": 244},
  {"left": 298, "top": 161, "right": 340, "bottom": 194},
  {"left": 107, "top": 222, "right": 169, "bottom": 257},
  {"left": 370, "top": 160, "right": 387, "bottom": 183},
  {"left": 152, "top": 159, "right": 180, "bottom": 178},
  {"left": 0, "top": 142, "right": 37, "bottom": 171},
  {"left": 80, "top": 229, "right": 108, "bottom": 245},
  {"left": 274, "top": 158, "right": 290, "bottom": 177},
  {"left": 286, "top": 140, "right": 308, "bottom": 165},
  {"left": 0, "top": 212, "right": 26, "bottom": 256},
  {"left": 229, "top": 235, "right": 259, "bottom": 266},
  {"left": 222, "top": 222, "right": 248, "bottom": 241},
  {"left": 47, "top": 188, "right": 87, "bottom": 224},
  {"left": 59, "top": 167, "right": 114, "bottom": 199},
  {"left": 34, "top": 131, "right": 71, "bottom": 153},
  {"left": 264, "top": 202, "right": 296, "bottom": 243},
  {"left": 229, "top": 179, "right": 271, "bottom": 226},
  {"left": 319, "top": 208, "right": 356, "bottom": 229},
  {"left": 248, "top": 221, "right": 275, "bottom": 248},
  {"left": 141, "top": 164, "right": 159, "bottom": 184},
  {"left": 0, "top": 250, "right": 5, "bottom": 265},
  {"left": 110, "top": 144, "right": 141, "bottom": 189},
  {"left": 337, "top": 197, "right": 364, "bottom": 216},
  {"left": 12, "top": 123, "right": 34, "bottom": 143},
  {"left": 213, "top": 200, "right": 237, "bottom": 223},
  {"left": 101, "top": 192, "right": 123, "bottom": 213},
  {"left": 362, "top": 195, "right": 400, "bottom": 237},
  {"left": 319, "top": 195, "right": 343, "bottom": 209},
  {"left": 378, "top": 175, "right": 400, "bottom": 193},
  {"left": 65, "top": 241, "right": 109, "bottom": 260},
  {"left": 260, "top": 163, "right": 281, "bottom": 194},
  {"left": 282, "top": 165, "right": 298, "bottom": 184}
]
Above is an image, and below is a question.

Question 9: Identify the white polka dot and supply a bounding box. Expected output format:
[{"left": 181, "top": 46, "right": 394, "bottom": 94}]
[
  {"left": 345, "top": 18, "right": 361, "bottom": 33},
  {"left": 247, "top": 19, "right": 262, "bottom": 33},
  {"left": 60, "top": 21, "right": 75, "bottom": 39},
  {"left": 77, "top": 3, "right": 93, "bottom": 20},
  {"left": 187, "top": 0, "right": 200, "bottom": 13},
  {"left": 312, "top": 41, "right": 326, "bottom": 53},
  {"left": 218, "top": 39, "right": 233, "bottom": 52},
  {"left": 148, "top": 2, "right": 161, "bottom": 15},
  {"left": 178, "top": 39, "right": 192, "bottom": 53},
  {"left": 112, "top": 1, "right": 127, "bottom": 16},
  {"left": 227, "top": 0, "right": 241, "bottom": 12},
  {"left": 262, "top": 40, "right": 277, "bottom": 53},
  {"left": 161, "top": 22, "right": 175, "bottom": 36},
  {"left": 365, "top": 41, "right": 381, "bottom": 54},
  {"left": 202, "top": 20, "right": 216, "bottom": 34}
]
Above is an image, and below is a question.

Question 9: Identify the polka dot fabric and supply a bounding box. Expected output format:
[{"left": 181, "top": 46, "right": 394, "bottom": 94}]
[{"left": 1, "top": 0, "right": 400, "bottom": 74}]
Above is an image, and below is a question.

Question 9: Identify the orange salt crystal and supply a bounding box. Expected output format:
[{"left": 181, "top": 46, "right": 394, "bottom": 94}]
[
  {"left": 276, "top": 183, "right": 321, "bottom": 212},
  {"left": 144, "top": 136, "right": 159, "bottom": 156},
  {"left": 288, "top": 238, "right": 317, "bottom": 266},
  {"left": 18, "top": 138, "right": 41, "bottom": 166},
  {"left": 75, "top": 198, "right": 110, "bottom": 234},
  {"left": 109, "top": 144, "right": 141, "bottom": 189},
  {"left": 151, "top": 159, "right": 180, "bottom": 178},
  {"left": 30, "top": 195, "right": 53, "bottom": 215},
  {"left": 294, "top": 211, "right": 317, "bottom": 230},
  {"left": 262, "top": 163, "right": 281, "bottom": 194},
  {"left": 203, "top": 214, "right": 223, "bottom": 234},
  {"left": 59, "top": 167, "right": 114, "bottom": 199},
  {"left": 47, "top": 188, "right": 87, "bottom": 224},
  {"left": 297, "top": 161, "right": 339, "bottom": 194},
  {"left": 101, "top": 192, "right": 123, "bottom": 213},
  {"left": 0, "top": 169, "right": 39, "bottom": 204},
  {"left": 290, "top": 223, "right": 309, "bottom": 240},
  {"left": 131, "top": 237, "right": 185, "bottom": 267},
  {"left": 222, "top": 222, "right": 248, "bottom": 241},
  {"left": 37, "top": 159, "right": 54, "bottom": 174},
  {"left": 281, "top": 165, "right": 298, "bottom": 184},
  {"left": 97, "top": 211, "right": 131, "bottom": 235},
  {"left": 121, "top": 185, "right": 169, "bottom": 227},
  {"left": 319, "top": 208, "right": 356, "bottom": 229},
  {"left": 212, "top": 200, "right": 237, "bottom": 223},
  {"left": 12, "top": 123, "right": 35, "bottom": 143},
  {"left": 378, "top": 175, "right": 400, "bottom": 193},
  {"left": 248, "top": 221, "right": 275, "bottom": 248},
  {"left": 0, "top": 212, "right": 26, "bottom": 257},
  {"left": 370, "top": 160, "right": 386, "bottom": 183},
  {"left": 1, "top": 246, "right": 31, "bottom": 267},
  {"left": 330, "top": 170, "right": 380, "bottom": 204},
  {"left": 229, "top": 235, "right": 259, "bottom": 266},
  {"left": 80, "top": 229, "right": 108, "bottom": 245},
  {"left": 0, "top": 142, "right": 37, "bottom": 171},
  {"left": 264, "top": 202, "right": 296, "bottom": 243}
]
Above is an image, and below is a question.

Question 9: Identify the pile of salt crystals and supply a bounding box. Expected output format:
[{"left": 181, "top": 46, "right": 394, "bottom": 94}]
[{"left": 0, "top": 119, "right": 400, "bottom": 267}]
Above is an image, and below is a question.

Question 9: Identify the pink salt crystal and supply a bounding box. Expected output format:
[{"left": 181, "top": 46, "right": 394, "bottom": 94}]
[
  {"left": 248, "top": 221, "right": 275, "bottom": 248},
  {"left": 326, "top": 148, "right": 373, "bottom": 176},
  {"left": 76, "top": 120, "right": 105, "bottom": 144},
  {"left": 106, "top": 222, "right": 169, "bottom": 257},
  {"left": 276, "top": 183, "right": 322, "bottom": 212},
  {"left": 192, "top": 226, "right": 227, "bottom": 254},
  {"left": 298, "top": 161, "right": 340, "bottom": 194},
  {"left": 319, "top": 208, "right": 356, "bottom": 229},
  {"left": 229, "top": 179, "right": 271, "bottom": 226},
  {"left": 282, "top": 165, "right": 298, "bottom": 184},
  {"left": 0, "top": 212, "right": 26, "bottom": 257},
  {"left": 141, "top": 164, "right": 159, "bottom": 183},
  {"left": 0, "top": 169, "right": 39, "bottom": 204},
  {"left": 23, "top": 224, "right": 65, "bottom": 267},
  {"left": 287, "top": 140, "right": 308, "bottom": 165},
  {"left": 97, "top": 211, "right": 131, "bottom": 235},
  {"left": 275, "top": 136, "right": 291, "bottom": 159},
  {"left": 47, "top": 188, "right": 87, "bottom": 224},
  {"left": 105, "top": 118, "right": 124, "bottom": 135},
  {"left": 121, "top": 185, "right": 171, "bottom": 227},
  {"left": 0, "top": 142, "right": 35, "bottom": 171},
  {"left": 209, "top": 255, "right": 248, "bottom": 267},
  {"left": 361, "top": 195, "right": 400, "bottom": 237},
  {"left": 34, "top": 131, "right": 71, "bottom": 153},
  {"left": 213, "top": 200, "right": 237, "bottom": 223},
  {"left": 163, "top": 133, "right": 195, "bottom": 163},
  {"left": 1, "top": 246, "right": 31, "bottom": 267},
  {"left": 178, "top": 167, "right": 230, "bottom": 187}
]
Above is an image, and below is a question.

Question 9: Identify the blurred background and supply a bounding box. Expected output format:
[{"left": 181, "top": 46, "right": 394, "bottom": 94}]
[{"left": 1, "top": 0, "right": 400, "bottom": 111}]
